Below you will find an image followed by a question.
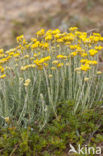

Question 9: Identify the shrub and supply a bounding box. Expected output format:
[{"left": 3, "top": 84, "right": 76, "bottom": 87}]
[{"left": 0, "top": 27, "right": 103, "bottom": 129}]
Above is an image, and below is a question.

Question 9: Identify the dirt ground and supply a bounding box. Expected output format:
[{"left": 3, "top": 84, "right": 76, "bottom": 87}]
[{"left": 0, "top": 0, "right": 103, "bottom": 48}]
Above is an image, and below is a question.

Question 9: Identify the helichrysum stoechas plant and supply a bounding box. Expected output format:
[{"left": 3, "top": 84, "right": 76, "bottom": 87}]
[{"left": 0, "top": 27, "right": 103, "bottom": 129}]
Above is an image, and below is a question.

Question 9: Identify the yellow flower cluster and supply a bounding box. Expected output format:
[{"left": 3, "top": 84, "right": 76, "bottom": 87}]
[
  {"left": 21, "top": 64, "right": 36, "bottom": 71},
  {"left": 0, "top": 27, "right": 102, "bottom": 82},
  {"left": 34, "top": 56, "right": 51, "bottom": 66}
]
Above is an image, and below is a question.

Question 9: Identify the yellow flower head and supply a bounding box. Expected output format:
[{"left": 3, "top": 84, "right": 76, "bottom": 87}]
[
  {"left": 80, "top": 59, "right": 88, "bottom": 64},
  {"left": 19, "top": 77, "right": 24, "bottom": 81},
  {"left": 51, "top": 67, "right": 56, "bottom": 70},
  {"left": 69, "top": 45, "right": 78, "bottom": 50},
  {"left": 31, "top": 38, "right": 37, "bottom": 42},
  {"left": 95, "top": 46, "right": 103, "bottom": 51},
  {"left": 45, "top": 35, "right": 52, "bottom": 41},
  {"left": 89, "top": 49, "right": 98, "bottom": 56},
  {"left": 24, "top": 55, "right": 29, "bottom": 59},
  {"left": 36, "top": 29, "right": 45, "bottom": 37},
  {"left": 70, "top": 52, "right": 77, "bottom": 57},
  {"left": 80, "top": 64, "right": 91, "bottom": 71},
  {"left": 48, "top": 74, "right": 53, "bottom": 78},
  {"left": 52, "top": 60, "right": 59, "bottom": 65},
  {"left": 0, "top": 49, "right": 4, "bottom": 53},
  {"left": 97, "top": 71, "right": 102, "bottom": 75},
  {"left": 66, "top": 62, "right": 70, "bottom": 66},
  {"left": 88, "top": 60, "right": 97, "bottom": 65},
  {"left": 5, "top": 117, "right": 10, "bottom": 123},
  {"left": 69, "top": 27, "right": 78, "bottom": 32},
  {"left": 16, "top": 35, "right": 24, "bottom": 43},
  {"left": 81, "top": 53, "right": 88, "bottom": 57},
  {"left": 56, "top": 39, "right": 64, "bottom": 43},
  {"left": 57, "top": 55, "right": 67, "bottom": 59},
  {"left": 24, "top": 79, "right": 31, "bottom": 87},
  {"left": 57, "top": 63, "right": 64, "bottom": 68},
  {"left": 84, "top": 77, "right": 89, "bottom": 82},
  {"left": 0, "top": 74, "right": 6, "bottom": 79},
  {"left": 74, "top": 67, "right": 81, "bottom": 71},
  {"left": 21, "top": 66, "right": 27, "bottom": 71}
]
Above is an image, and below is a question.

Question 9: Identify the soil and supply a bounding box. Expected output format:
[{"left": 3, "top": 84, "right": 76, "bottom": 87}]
[{"left": 0, "top": 0, "right": 103, "bottom": 48}]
